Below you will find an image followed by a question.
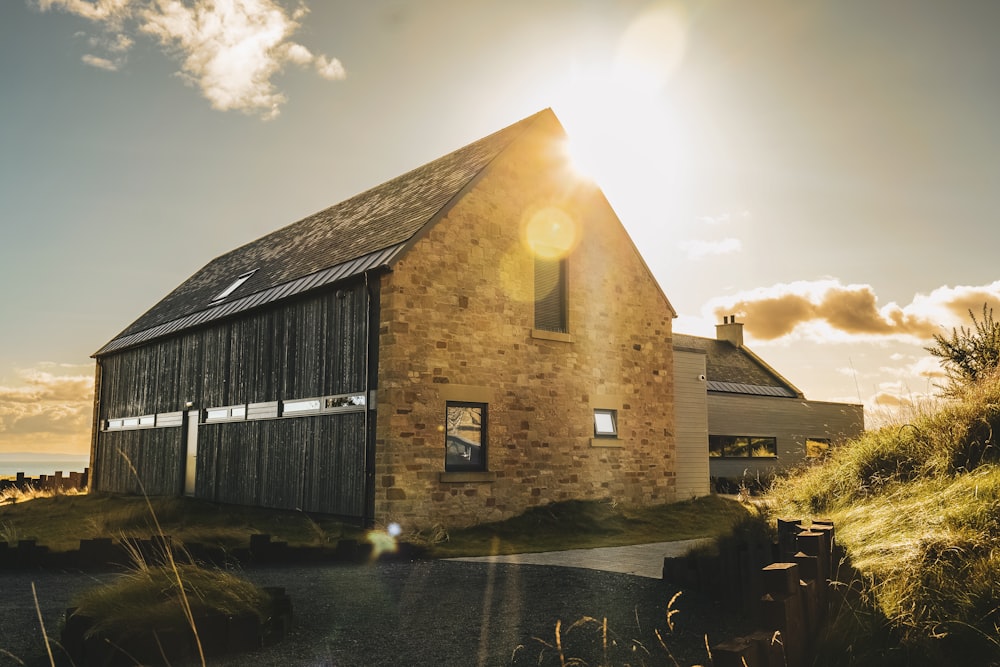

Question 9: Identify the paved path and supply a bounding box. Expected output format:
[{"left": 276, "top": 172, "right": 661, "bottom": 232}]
[{"left": 449, "top": 538, "right": 712, "bottom": 579}]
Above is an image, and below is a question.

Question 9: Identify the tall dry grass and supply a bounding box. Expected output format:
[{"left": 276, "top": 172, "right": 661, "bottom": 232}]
[{"left": 769, "top": 369, "right": 1000, "bottom": 663}]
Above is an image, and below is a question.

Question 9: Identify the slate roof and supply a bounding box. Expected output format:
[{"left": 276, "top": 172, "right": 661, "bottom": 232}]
[
  {"left": 672, "top": 333, "right": 800, "bottom": 398},
  {"left": 96, "top": 109, "right": 553, "bottom": 356}
]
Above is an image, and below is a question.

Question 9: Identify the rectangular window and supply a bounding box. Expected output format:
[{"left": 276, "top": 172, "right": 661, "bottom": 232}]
[
  {"left": 709, "top": 435, "right": 777, "bottom": 458},
  {"left": 445, "top": 402, "right": 487, "bottom": 471},
  {"left": 138, "top": 415, "right": 155, "bottom": 427},
  {"left": 205, "top": 405, "right": 248, "bottom": 422},
  {"left": 534, "top": 256, "right": 567, "bottom": 332},
  {"left": 282, "top": 398, "right": 322, "bottom": 415},
  {"left": 107, "top": 419, "right": 123, "bottom": 430},
  {"left": 806, "top": 437, "right": 831, "bottom": 458},
  {"left": 594, "top": 409, "right": 618, "bottom": 437}
]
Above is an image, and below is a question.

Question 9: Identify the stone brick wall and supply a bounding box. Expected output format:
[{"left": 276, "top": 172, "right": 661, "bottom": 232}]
[{"left": 374, "top": 114, "right": 676, "bottom": 530}]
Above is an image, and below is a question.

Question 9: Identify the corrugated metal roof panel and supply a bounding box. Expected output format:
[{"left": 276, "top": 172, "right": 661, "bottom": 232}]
[
  {"left": 95, "top": 245, "right": 402, "bottom": 356},
  {"left": 706, "top": 380, "right": 797, "bottom": 398}
]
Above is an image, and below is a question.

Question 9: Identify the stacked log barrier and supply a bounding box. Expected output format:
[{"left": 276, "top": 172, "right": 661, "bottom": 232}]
[{"left": 663, "top": 519, "right": 842, "bottom": 667}]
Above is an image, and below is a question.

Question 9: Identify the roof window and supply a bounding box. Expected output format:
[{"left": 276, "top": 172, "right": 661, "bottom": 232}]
[{"left": 212, "top": 270, "right": 256, "bottom": 302}]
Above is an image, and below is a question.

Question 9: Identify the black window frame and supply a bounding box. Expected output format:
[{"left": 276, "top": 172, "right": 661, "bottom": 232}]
[
  {"left": 445, "top": 401, "right": 488, "bottom": 472},
  {"left": 709, "top": 435, "right": 778, "bottom": 458}
]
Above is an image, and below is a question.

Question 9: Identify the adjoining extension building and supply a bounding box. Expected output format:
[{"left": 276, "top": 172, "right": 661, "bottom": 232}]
[
  {"left": 674, "top": 317, "right": 864, "bottom": 490},
  {"left": 90, "top": 109, "right": 681, "bottom": 529}
]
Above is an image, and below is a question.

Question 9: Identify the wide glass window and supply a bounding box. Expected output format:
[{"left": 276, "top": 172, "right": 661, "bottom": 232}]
[
  {"left": 445, "top": 402, "right": 487, "bottom": 471},
  {"left": 709, "top": 435, "right": 777, "bottom": 458}
]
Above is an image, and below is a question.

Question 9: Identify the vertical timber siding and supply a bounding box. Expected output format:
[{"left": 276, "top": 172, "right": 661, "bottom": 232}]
[
  {"left": 673, "top": 349, "right": 710, "bottom": 499},
  {"left": 94, "top": 281, "right": 370, "bottom": 517}
]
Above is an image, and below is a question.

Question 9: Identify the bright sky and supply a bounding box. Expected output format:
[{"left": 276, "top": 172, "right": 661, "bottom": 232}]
[{"left": 3, "top": 0, "right": 1000, "bottom": 455}]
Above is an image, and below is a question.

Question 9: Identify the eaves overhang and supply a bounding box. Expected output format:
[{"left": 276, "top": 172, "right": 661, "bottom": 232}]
[{"left": 706, "top": 380, "right": 798, "bottom": 398}]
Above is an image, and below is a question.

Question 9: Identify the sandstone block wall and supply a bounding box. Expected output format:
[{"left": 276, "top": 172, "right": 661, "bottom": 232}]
[{"left": 374, "top": 115, "right": 676, "bottom": 530}]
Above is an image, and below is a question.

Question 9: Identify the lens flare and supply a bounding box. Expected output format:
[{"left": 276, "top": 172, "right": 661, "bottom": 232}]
[{"left": 521, "top": 206, "right": 579, "bottom": 260}]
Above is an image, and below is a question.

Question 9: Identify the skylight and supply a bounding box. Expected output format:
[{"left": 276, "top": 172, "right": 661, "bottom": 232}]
[{"left": 212, "top": 270, "right": 257, "bottom": 302}]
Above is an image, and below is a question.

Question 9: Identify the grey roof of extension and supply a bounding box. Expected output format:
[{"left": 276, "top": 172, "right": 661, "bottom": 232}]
[
  {"left": 96, "top": 110, "right": 552, "bottom": 356},
  {"left": 672, "top": 333, "right": 799, "bottom": 398}
]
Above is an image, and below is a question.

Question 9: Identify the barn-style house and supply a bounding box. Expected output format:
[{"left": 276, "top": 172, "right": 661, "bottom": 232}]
[{"left": 90, "top": 109, "right": 681, "bottom": 529}]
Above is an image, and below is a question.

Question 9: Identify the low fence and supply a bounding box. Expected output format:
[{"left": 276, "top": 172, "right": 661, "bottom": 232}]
[
  {"left": 0, "top": 468, "right": 90, "bottom": 494},
  {"left": 663, "top": 519, "right": 843, "bottom": 667}
]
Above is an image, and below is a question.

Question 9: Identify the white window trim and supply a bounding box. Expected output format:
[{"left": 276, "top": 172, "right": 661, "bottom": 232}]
[{"left": 204, "top": 404, "right": 249, "bottom": 423}]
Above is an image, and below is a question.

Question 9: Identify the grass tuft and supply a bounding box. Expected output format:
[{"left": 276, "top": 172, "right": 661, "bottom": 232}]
[{"left": 71, "top": 562, "right": 271, "bottom": 640}]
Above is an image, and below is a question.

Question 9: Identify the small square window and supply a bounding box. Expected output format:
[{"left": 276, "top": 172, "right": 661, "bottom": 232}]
[
  {"left": 445, "top": 402, "right": 487, "bottom": 471},
  {"left": 594, "top": 409, "right": 618, "bottom": 437}
]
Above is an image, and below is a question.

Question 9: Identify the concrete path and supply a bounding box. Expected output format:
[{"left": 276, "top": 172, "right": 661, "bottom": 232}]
[{"left": 448, "top": 538, "right": 712, "bottom": 579}]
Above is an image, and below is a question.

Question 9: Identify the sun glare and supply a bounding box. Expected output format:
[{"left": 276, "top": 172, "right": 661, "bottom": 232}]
[{"left": 552, "top": 2, "right": 689, "bottom": 190}]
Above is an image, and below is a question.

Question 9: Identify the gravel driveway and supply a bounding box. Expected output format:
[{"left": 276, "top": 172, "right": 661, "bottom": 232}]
[{"left": 0, "top": 560, "right": 747, "bottom": 666}]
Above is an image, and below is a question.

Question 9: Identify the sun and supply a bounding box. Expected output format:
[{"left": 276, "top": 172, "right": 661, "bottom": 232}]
[{"left": 549, "top": 2, "right": 690, "bottom": 199}]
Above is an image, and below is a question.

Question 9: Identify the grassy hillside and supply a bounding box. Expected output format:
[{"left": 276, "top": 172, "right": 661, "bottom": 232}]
[{"left": 769, "top": 371, "right": 1000, "bottom": 665}]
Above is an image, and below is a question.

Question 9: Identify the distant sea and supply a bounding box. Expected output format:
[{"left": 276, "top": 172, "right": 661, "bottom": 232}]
[{"left": 0, "top": 453, "right": 90, "bottom": 478}]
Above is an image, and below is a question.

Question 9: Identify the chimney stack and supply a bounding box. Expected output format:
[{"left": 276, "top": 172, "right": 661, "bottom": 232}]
[{"left": 716, "top": 314, "right": 744, "bottom": 347}]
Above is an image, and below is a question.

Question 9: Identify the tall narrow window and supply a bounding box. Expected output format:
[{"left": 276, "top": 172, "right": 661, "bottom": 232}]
[
  {"left": 445, "top": 402, "right": 487, "bottom": 471},
  {"left": 534, "top": 256, "right": 567, "bottom": 332}
]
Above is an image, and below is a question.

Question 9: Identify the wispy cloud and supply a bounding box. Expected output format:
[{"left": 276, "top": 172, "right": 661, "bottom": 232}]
[
  {"left": 705, "top": 279, "right": 1000, "bottom": 344},
  {"left": 0, "top": 365, "right": 94, "bottom": 454},
  {"left": 678, "top": 237, "right": 742, "bottom": 260},
  {"left": 35, "top": 0, "right": 345, "bottom": 119},
  {"left": 81, "top": 53, "right": 119, "bottom": 70}
]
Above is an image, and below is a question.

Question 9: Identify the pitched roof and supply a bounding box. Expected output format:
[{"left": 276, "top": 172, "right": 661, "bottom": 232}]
[
  {"left": 672, "top": 333, "right": 801, "bottom": 398},
  {"left": 96, "top": 109, "right": 554, "bottom": 356}
]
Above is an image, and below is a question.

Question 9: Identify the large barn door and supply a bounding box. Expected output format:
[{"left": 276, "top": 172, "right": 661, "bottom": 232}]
[{"left": 184, "top": 409, "right": 199, "bottom": 495}]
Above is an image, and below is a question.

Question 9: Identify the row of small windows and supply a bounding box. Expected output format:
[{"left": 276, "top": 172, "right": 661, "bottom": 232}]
[
  {"left": 709, "top": 435, "right": 834, "bottom": 459},
  {"left": 105, "top": 393, "right": 366, "bottom": 431}
]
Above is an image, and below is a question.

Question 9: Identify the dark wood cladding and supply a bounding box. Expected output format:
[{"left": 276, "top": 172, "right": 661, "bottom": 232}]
[
  {"left": 98, "top": 282, "right": 368, "bottom": 413},
  {"left": 197, "top": 413, "right": 365, "bottom": 515},
  {"left": 94, "top": 428, "right": 184, "bottom": 496},
  {"left": 94, "top": 280, "right": 371, "bottom": 517}
]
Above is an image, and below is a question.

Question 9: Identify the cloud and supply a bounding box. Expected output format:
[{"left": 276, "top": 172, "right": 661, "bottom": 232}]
[
  {"left": 705, "top": 279, "right": 1000, "bottom": 345},
  {"left": 35, "top": 0, "right": 345, "bottom": 119},
  {"left": 678, "top": 237, "right": 742, "bottom": 260},
  {"left": 82, "top": 53, "right": 119, "bottom": 70},
  {"left": 0, "top": 366, "right": 94, "bottom": 454}
]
